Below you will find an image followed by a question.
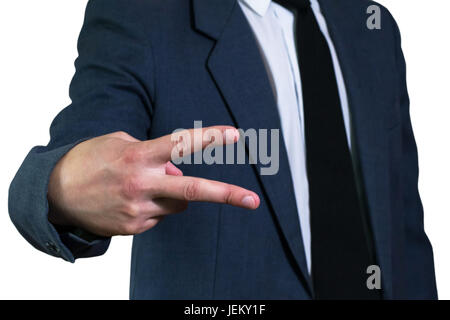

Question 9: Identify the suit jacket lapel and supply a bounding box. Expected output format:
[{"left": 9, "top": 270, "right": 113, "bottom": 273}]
[
  {"left": 193, "top": 0, "right": 313, "bottom": 294},
  {"left": 319, "top": 0, "right": 393, "bottom": 298}
]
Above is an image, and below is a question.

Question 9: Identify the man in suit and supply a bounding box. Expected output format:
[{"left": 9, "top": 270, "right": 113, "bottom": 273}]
[{"left": 8, "top": 0, "right": 437, "bottom": 299}]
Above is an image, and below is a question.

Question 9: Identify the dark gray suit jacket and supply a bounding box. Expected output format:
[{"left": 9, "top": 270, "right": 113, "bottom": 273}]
[{"left": 9, "top": 0, "right": 437, "bottom": 299}]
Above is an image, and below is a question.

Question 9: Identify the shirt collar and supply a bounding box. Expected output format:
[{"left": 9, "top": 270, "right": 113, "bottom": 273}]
[{"left": 239, "top": 0, "right": 272, "bottom": 16}]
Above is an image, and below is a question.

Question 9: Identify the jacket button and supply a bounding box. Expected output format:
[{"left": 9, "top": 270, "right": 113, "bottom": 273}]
[{"left": 45, "top": 241, "right": 60, "bottom": 254}]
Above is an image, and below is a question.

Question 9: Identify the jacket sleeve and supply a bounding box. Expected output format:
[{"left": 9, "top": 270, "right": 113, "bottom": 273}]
[
  {"left": 390, "top": 13, "right": 438, "bottom": 298},
  {"left": 8, "top": 0, "right": 154, "bottom": 262}
]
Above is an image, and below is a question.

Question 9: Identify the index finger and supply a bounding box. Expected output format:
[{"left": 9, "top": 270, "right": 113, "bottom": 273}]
[{"left": 143, "top": 126, "right": 240, "bottom": 163}]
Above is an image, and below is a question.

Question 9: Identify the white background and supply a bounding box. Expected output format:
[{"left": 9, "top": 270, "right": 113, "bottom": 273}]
[{"left": 0, "top": 0, "right": 449, "bottom": 300}]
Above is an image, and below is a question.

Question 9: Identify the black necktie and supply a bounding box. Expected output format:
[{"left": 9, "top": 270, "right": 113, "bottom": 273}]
[{"left": 274, "top": 0, "right": 381, "bottom": 299}]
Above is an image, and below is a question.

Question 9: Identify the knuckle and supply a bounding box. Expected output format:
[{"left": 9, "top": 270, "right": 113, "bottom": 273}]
[
  {"left": 145, "top": 219, "right": 160, "bottom": 231},
  {"left": 119, "top": 221, "right": 140, "bottom": 235},
  {"left": 122, "top": 145, "right": 143, "bottom": 165},
  {"left": 183, "top": 181, "right": 199, "bottom": 201},
  {"left": 123, "top": 201, "right": 142, "bottom": 218},
  {"left": 223, "top": 187, "right": 234, "bottom": 205},
  {"left": 171, "top": 131, "right": 190, "bottom": 158},
  {"left": 125, "top": 218, "right": 160, "bottom": 235},
  {"left": 121, "top": 175, "right": 144, "bottom": 200},
  {"left": 111, "top": 131, "right": 131, "bottom": 140}
]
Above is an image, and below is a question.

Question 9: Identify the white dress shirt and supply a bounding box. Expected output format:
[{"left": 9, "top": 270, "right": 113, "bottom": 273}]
[{"left": 238, "top": 0, "right": 352, "bottom": 273}]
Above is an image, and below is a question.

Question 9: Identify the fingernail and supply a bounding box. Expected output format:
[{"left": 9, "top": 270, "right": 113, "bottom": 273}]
[
  {"left": 242, "top": 196, "right": 255, "bottom": 209},
  {"left": 223, "top": 128, "right": 239, "bottom": 144}
]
